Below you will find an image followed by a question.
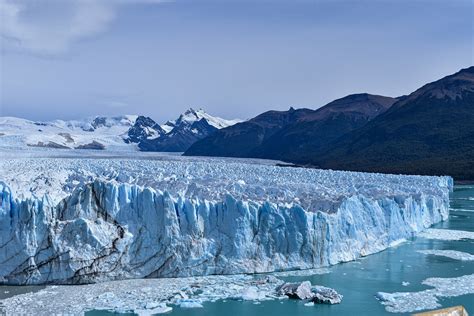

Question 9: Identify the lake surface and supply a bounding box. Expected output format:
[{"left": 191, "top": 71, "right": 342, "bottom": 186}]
[{"left": 3, "top": 186, "right": 474, "bottom": 315}]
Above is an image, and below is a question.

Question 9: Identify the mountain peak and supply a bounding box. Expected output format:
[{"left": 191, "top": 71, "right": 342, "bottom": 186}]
[
  {"left": 125, "top": 108, "right": 241, "bottom": 152},
  {"left": 183, "top": 107, "right": 206, "bottom": 117},
  {"left": 458, "top": 65, "right": 474, "bottom": 75},
  {"left": 393, "top": 66, "right": 474, "bottom": 107}
]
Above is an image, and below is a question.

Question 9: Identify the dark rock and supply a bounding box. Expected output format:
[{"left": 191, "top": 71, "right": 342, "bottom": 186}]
[
  {"left": 27, "top": 141, "right": 69, "bottom": 149},
  {"left": 75, "top": 141, "right": 105, "bottom": 150}
]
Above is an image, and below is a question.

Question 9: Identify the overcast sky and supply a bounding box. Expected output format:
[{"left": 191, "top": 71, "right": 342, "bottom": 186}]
[{"left": 0, "top": 0, "right": 472, "bottom": 122}]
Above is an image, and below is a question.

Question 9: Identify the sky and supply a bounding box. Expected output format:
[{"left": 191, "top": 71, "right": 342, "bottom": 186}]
[{"left": 0, "top": 0, "right": 473, "bottom": 122}]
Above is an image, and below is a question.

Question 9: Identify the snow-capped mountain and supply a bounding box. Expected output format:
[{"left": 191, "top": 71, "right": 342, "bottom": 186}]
[
  {"left": 125, "top": 116, "right": 166, "bottom": 144},
  {"left": 127, "top": 108, "right": 242, "bottom": 152},
  {"left": 170, "top": 107, "right": 241, "bottom": 130},
  {"left": 0, "top": 109, "right": 241, "bottom": 151},
  {"left": 0, "top": 115, "right": 138, "bottom": 150}
]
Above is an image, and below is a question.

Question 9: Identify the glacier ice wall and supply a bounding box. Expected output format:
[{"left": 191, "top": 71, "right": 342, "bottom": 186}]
[{"left": 0, "top": 175, "right": 451, "bottom": 285}]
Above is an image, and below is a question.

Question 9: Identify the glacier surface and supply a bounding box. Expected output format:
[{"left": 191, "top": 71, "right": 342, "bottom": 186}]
[{"left": 0, "top": 155, "right": 452, "bottom": 285}]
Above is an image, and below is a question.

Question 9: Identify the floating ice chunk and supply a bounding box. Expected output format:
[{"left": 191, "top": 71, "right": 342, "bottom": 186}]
[
  {"left": 240, "top": 287, "right": 268, "bottom": 301},
  {"left": 304, "top": 302, "right": 315, "bottom": 307},
  {"left": 277, "top": 281, "right": 313, "bottom": 300},
  {"left": 276, "top": 281, "right": 342, "bottom": 304},
  {"left": 389, "top": 239, "right": 407, "bottom": 247},
  {"left": 450, "top": 208, "right": 474, "bottom": 212},
  {"left": 418, "top": 249, "right": 474, "bottom": 261},
  {"left": 418, "top": 229, "right": 474, "bottom": 241},
  {"left": 376, "top": 273, "right": 474, "bottom": 313},
  {"left": 402, "top": 282, "right": 410, "bottom": 286},
  {"left": 311, "top": 286, "right": 343, "bottom": 304},
  {"left": 177, "top": 299, "right": 203, "bottom": 308},
  {"left": 135, "top": 304, "right": 173, "bottom": 315}
]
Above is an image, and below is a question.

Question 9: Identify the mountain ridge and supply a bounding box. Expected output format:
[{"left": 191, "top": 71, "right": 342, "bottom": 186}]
[
  {"left": 0, "top": 109, "right": 241, "bottom": 151},
  {"left": 184, "top": 93, "right": 397, "bottom": 160},
  {"left": 313, "top": 66, "right": 474, "bottom": 180},
  {"left": 185, "top": 66, "right": 474, "bottom": 180}
]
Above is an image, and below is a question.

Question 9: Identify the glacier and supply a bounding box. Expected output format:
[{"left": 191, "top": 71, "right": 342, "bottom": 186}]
[{"left": 0, "top": 155, "right": 452, "bottom": 285}]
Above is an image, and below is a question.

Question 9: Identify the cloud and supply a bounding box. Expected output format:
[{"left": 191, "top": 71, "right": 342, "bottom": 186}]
[
  {"left": 0, "top": 0, "right": 116, "bottom": 55},
  {"left": 0, "top": 0, "right": 169, "bottom": 56}
]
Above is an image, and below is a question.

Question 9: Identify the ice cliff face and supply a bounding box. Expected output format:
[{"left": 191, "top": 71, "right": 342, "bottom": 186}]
[{"left": 0, "top": 173, "right": 451, "bottom": 285}]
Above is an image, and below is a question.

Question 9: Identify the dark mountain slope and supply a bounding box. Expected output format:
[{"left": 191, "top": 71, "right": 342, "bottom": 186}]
[
  {"left": 184, "top": 108, "right": 315, "bottom": 157},
  {"left": 185, "top": 94, "right": 396, "bottom": 159},
  {"left": 253, "top": 94, "right": 396, "bottom": 162},
  {"left": 316, "top": 66, "right": 474, "bottom": 180},
  {"left": 139, "top": 118, "right": 219, "bottom": 152}
]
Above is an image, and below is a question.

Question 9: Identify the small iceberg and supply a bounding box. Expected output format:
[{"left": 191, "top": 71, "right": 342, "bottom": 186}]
[
  {"left": 418, "top": 229, "right": 474, "bottom": 241},
  {"left": 276, "top": 281, "right": 342, "bottom": 305},
  {"left": 177, "top": 299, "right": 203, "bottom": 308},
  {"left": 418, "top": 249, "right": 474, "bottom": 261}
]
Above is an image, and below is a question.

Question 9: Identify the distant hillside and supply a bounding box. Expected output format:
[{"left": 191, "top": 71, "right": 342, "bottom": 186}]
[
  {"left": 184, "top": 107, "right": 315, "bottom": 157},
  {"left": 252, "top": 94, "right": 397, "bottom": 162},
  {"left": 315, "top": 66, "right": 474, "bottom": 180},
  {"left": 186, "top": 66, "right": 474, "bottom": 180},
  {"left": 185, "top": 94, "right": 396, "bottom": 159}
]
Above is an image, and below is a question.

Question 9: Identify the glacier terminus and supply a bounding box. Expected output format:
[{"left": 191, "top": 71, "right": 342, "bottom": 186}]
[{"left": 0, "top": 153, "right": 452, "bottom": 285}]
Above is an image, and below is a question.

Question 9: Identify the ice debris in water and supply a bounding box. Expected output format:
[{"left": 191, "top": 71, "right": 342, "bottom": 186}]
[
  {"left": 277, "top": 281, "right": 314, "bottom": 300},
  {"left": 0, "top": 274, "right": 283, "bottom": 315},
  {"left": 418, "top": 229, "right": 474, "bottom": 241},
  {"left": 0, "top": 275, "right": 343, "bottom": 314},
  {"left": 312, "top": 286, "right": 343, "bottom": 304},
  {"left": 134, "top": 303, "right": 173, "bottom": 315},
  {"left": 276, "top": 281, "right": 343, "bottom": 304},
  {"left": 177, "top": 299, "right": 204, "bottom": 308},
  {"left": 376, "top": 273, "right": 474, "bottom": 313},
  {"left": 240, "top": 287, "right": 268, "bottom": 301},
  {"left": 418, "top": 249, "right": 474, "bottom": 261},
  {"left": 271, "top": 268, "right": 331, "bottom": 277}
]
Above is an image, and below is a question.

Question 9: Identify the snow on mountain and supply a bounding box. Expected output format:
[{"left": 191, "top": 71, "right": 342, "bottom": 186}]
[
  {"left": 0, "top": 109, "right": 241, "bottom": 152},
  {"left": 170, "top": 108, "right": 241, "bottom": 130},
  {"left": 127, "top": 108, "right": 243, "bottom": 152},
  {"left": 124, "top": 116, "right": 166, "bottom": 143},
  {"left": 0, "top": 115, "right": 138, "bottom": 150},
  {"left": 0, "top": 155, "right": 452, "bottom": 284}
]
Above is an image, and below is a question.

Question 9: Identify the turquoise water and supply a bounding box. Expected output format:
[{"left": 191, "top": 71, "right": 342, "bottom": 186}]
[{"left": 5, "top": 186, "right": 474, "bottom": 315}]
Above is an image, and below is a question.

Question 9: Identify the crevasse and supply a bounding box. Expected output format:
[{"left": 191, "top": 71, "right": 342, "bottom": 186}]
[{"left": 0, "top": 177, "right": 451, "bottom": 285}]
